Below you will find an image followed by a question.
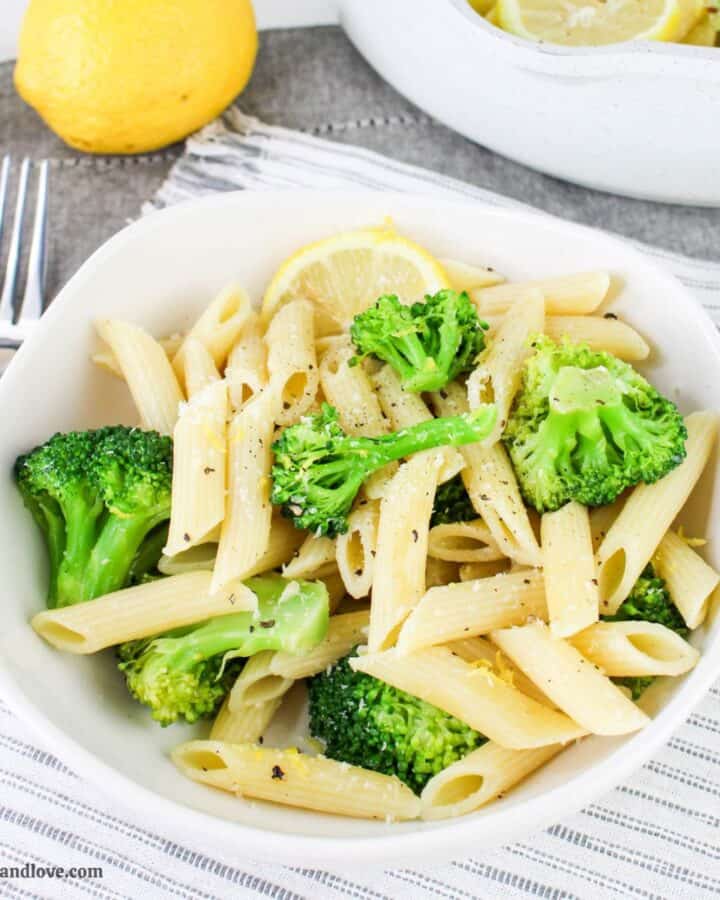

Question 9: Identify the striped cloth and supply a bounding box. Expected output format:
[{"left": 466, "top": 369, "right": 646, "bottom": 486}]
[{"left": 3, "top": 109, "right": 720, "bottom": 900}]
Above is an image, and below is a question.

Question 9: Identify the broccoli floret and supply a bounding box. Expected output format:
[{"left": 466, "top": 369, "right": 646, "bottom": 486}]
[
  {"left": 15, "top": 426, "right": 172, "bottom": 608},
  {"left": 308, "top": 651, "right": 485, "bottom": 794},
  {"left": 349, "top": 290, "right": 487, "bottom": 393},
  {"left": 271, "top": 402, "right": 496, "bottom": 537},
  {"left": 602, "top": 564, "right": 687, "bottom": 699},
  {"left": 503, "top": 337, "right": 687, "bottom": 513},
  {"left": 119, "top": 575, "right": 329, "bottom": 725},
  {"left": 431, "top": 474, "right": 476, "bottom": 526}
]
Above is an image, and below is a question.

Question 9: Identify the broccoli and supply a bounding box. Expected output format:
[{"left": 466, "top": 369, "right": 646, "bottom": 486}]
[
  {"left": 15, "top": 426, "right": 172, "bottom": 608},
  {"left": 271, "top": 402, "right": 496, "bottom": 537},
  {"left": 430, "top": 474, "right": 476, "bottom": 527},
  {"left": 308, "top": 651, "right": 485, "bottom": 794},
  {"left": 602, "top": 563, "right": 687, "bottom": 700},
  {"left": 349, "top": 290, "right": 487, "bottom": 393},
  {"left": 119, "top": 575, "right": 329, "bottom": 725},
  {"left": 503, "top": 337, "right": 687, "bottom": 513},
  {"left": 128, "top": 524, "right": 169, "bottom": 585}
]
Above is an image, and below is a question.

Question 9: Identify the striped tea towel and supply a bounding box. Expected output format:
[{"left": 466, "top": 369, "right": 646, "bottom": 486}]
[{"left": 2, "top": 108, "right": 720, "bottom": 900}]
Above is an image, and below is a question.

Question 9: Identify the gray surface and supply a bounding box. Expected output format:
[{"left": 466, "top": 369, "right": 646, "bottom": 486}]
[{"left": 1, "top": 25, "right": 718, "bottom": 302}]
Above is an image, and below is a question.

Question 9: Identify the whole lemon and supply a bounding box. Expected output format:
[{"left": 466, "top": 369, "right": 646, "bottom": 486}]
[{"left": 14, "top": 0, "right": 257, "bottom": 154}]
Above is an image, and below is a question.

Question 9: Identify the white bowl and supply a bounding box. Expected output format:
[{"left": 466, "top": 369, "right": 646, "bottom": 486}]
[
  {"left": 338, "top": 0, "right": 720, "bottom": 206},
  {"left": 0, "top": 191, "right": 719, "bottom": 866}
]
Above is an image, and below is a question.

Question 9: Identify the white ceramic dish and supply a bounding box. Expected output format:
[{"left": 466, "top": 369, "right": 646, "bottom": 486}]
[
  {"left": 338, "top": 0, "right": 720, "bottom": 206},
  {"left": 0, "top": 191, "right": 719, "bottom": 866}
]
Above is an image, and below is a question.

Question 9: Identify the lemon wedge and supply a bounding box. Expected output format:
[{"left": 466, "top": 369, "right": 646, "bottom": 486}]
[
  {"left": 262, "top": 226, "right": 450, "bottom": 333},
  {"left": 681, "top": 12, "right": 716, "bottom": 43},
  {"left": 497, "top": 0, "right": 704, "bottom": 46}
]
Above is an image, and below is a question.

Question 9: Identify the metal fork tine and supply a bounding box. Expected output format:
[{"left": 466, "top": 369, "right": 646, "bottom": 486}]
[
  {"left": 0, "top": 157, "right": 30, "bottom": 323},
  {"left": 19, "top": 160, "right": 49, "bottom": 323},
  {"left": 0, "top": 155, "right": 10, "bottom": 249}
]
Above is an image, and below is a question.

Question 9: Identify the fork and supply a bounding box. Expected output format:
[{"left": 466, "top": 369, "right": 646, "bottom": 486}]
[{"left": 0, "top": 156, "right": 49, "bottom": 349}]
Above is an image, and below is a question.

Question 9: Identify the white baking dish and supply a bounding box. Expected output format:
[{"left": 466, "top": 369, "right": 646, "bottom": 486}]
[{"left": 338, "top": 0, "right": 720, "bottom": 206}]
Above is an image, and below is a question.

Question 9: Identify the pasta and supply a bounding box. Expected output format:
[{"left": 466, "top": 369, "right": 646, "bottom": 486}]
[
  {"left": 225, "top": 312, "right": 268, "bottom": 411},
  {"left": 396, "top": 569, "right": 547, "bottom": 653},
  {"left": 597, "top": 411, "right": 719, "bottom": 613},
  {"left": 569, "top": 621, "right": 700, "bottom": 677},
  {"left": 371, "top": 364, "right": 465, "bottom": 484},
  {"left": 230, "top": 610, "right": 371, "bottom": 712},
  {"left": 172, "top": 283, "right": 252, "bottom": 380},
  {"left": 265, "top": 298, "right": 319, "bottom": 425},
  {"left": 446, "top": 636, "right": 554, "bottom": 705},
  {"left": 210, "top": 694, "right": 284, "bottom": 743},
  {"left": 432, "top": 382, "right": 541, "bottom": 566},
  {"left": 421, "top": 742, "right": 564, "bottom": 820},
  {"left": 466, "top": 289, "right": 544, "bottom": 440},
  {"left": 319, "top": 340, "right": 397, "bottom": 497},
  {"left": 471, "top": 271, "right": 610, "bottom": 316},
  {"left": 172, "top": 741, "right": 422, "bottom": 820},
  {"left": 212, "top": 388, "right": 280, "bottom": 593},
  {"left": 427, "top": 518, "right": 504, "bottom": 563},
  {"left": 543, "top": 315, "right": 649, "bottom": 361},
  {"left": 352, "top": 647, "right": 586, "bottom": 748},
  {"left": 368, "top": 452, "right": 442, "bottom": 652},
  {"left": 95, "top": 319, "right": 184, "bottom": 435},
  {"left": 654, "top": 530, "right": 720, "bottom": 629},
  {"left": 32, "top": 572, "right": 256, "bottom": 654},
  {"left": 164, "top": 378, "right": 228, "bottom": 556},
  {"left": 336, "top": 500, "right": 380, "bottom": 598},
  {"left": 491, "top": 621, "right": 649, "bottom": 734},
  {"left": 439, "top": 257, "right": 505, "bottom": 290},
  {"left": 541, "top": 501, "right": 599, "bottom": 638},
  {"left": 282, "top": 533, "right": 337, "bottom": 580}
]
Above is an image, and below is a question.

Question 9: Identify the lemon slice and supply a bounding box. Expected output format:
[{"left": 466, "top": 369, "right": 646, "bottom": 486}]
[
  {"left": 497, "top": 0, "right": 704, "bottom": 45},
  {"left": 262, "top": 225, "right": 450, "bottom": 334},
  {"left": 681, "top": 12, "right": 716, "bottom": 43}
]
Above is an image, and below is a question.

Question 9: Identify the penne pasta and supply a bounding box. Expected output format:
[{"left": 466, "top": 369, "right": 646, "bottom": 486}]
[
  {"left": 336, "top": 500, "right": 380, "bottom": 598},
  {"left": 491, "top": 621, "right": 649, "bottom": 734},
  {"left": 569, "top": 621, "right": 700, "bottom": 677},
  {"left": 319, "top": 340, "right": 397, "bottom": 497},
  {"left": 396, "top": 569, "right": 546, "bottom": 653},
  {"left": 466, "top": 289, "right": 544, "bottom": 442},
  {"left": 352, "top": 647, "right": 586, "bottom": 748},
  {"left": 368, "top": 452, "right": 442, "bottom": 652},
  {"left": 421, "top": 742, "right": 564, "bottom": 820},
  {"left": 426, "top": 557, "right": 461, "bottom": 588},
  {"left": 228, "top": 650, "right": 294, "bottom": 710},
  {"left": 172, "top": 741, "right": 421, "bottom": 820},
  {"left": 432, "top": 383, "right": 541, "bottom": 566},
  {"left": 173, "top": 284, "right": 252, "bottom": 381},
  {"left": 158, "top": 542, "right": 218, "bottom": 575},
  {"left": 95, "top": 319, "right": 184, "bottom": 435},
  {"left": 210, "top": 694, "right": 284, "bottom": 743},
  {"left": 282, "top": 534, "right": 337, "bottom": 580},
  {"left": 471, "top": 272, "right": 610, "bottom": 316},
  {"left": 165, "top": 379, "right": 228, "bottom": 556},
  {"left": 544, "top": 316, "right": 649, "bottom": 361},
  {"left": 447, "top": 636, "right": 554, "bottom": 705},
  {"left": 459, "top": 560, "right": 510, "bottom": 581},
  {"left": 371, "top": 364, "right": 464, "bottom": 484},
  {"left": 320, "top": 571, "right": 347, "bottom": 612},
  {"left": 212, "top": 389, "right": 280, "bottom": 594},
  {"left": 541, "top": 501, "right": 599, "bottom": 638},
  {"left": 269, "top": 610, "right": 370, "bottom": 681},
  {"left": 597, "top": 412, "right": 719, "bottom": 614},
  {"left": 654, "top": 530, "right": 720, "bottom": 629},
  {"left": 439, "top": 257, "right": 505, "bottom": 291},
  {"left": 225, "top": 313, "right": 268, "bottom": 411},
  {"left": 181, "top": 337, "right": 221, "bottom": 398},
  {"left": 427, "top": 518, "right": 504, "bottom": 563},
  {"left": 32, "top": 571, "right": 256, "bottom": 654},
  {"left": 589, "top": 495, "right": 627, "bottom": 553},
  {"left": 265, "top": 299, "right": 319, "bottom": 426}
]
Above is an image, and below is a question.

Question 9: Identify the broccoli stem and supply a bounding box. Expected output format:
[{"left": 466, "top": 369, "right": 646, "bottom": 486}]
[
  {"left": 359, "top": 406, "right": 497, "bottom": 469},
  {"left": 84, "top": 514, "right": 167, "bottom": 602},
  {"left": 55, "top": 496, "right": 106, "bottom": 608}
]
